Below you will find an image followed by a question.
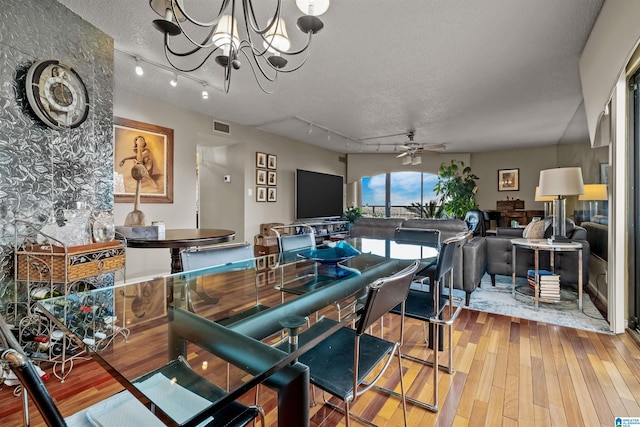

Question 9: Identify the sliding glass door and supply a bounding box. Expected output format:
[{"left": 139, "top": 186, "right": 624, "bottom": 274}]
[{"left": 632, "top": 69, "right": 640, "bottom": 333}]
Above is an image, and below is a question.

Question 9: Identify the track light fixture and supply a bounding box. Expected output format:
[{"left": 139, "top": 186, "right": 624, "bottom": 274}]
[
  {"left": 201, "top": 84, "right": 209, "bottom": 99},
  {"left": 135, "top": 58, "right": 144, "bottom": 76},
  {"left": 170, "top": 73, "right": 178, "bottom": 87},
  {"left": 149, "top": 0, "right": 330, "bottom": 93}
]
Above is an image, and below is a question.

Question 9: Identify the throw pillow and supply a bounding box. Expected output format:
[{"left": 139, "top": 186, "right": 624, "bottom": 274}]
[
  {"left": 543, "top": 217, "right": 576, "bottom": 238},
  {"left": 522, "top": 219, "right": 545, "bottom": 239}
]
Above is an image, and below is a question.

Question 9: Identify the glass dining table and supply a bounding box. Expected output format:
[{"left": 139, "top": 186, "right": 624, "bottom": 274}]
[{"left": 36, "top": 237, "right": 438, "bottom": 426}]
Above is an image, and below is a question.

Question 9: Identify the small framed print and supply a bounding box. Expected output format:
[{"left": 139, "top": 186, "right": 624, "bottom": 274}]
[
  {"left": 256, "top": 152, "right": 267, "bottom": 168},
  {"left": 267, "top": 269, "right": 276, "bottom": 284},
  {"left": 256, "top": 272, "right": 266, "bottom": 286},
  {"left": 497, "top": 168, "right": 519, "bottom": 191},
  {"left": 256, "top": 256, "right": 266, "bottom": 270},
  {"left": 267, "top": 171, "right": 277, "bottom": 186},
  {"left": 256, "top": 186, "right": 267, "bottom": 202},
  {"left": 267, "top": 253, "right": 278, "bottom": 268},
  {"left": 256, "top": 169, "right": 267, "bottom": 185},
  {"left": 267, "top": 154, "right": 277, "bottom": 170},
  {"left": 267, "top": 187, "right": 277, "bottom": 202}
]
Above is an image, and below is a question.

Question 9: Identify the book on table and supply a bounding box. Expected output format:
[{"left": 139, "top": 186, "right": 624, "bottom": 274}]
[{"left": 526, "top": 269, "right": 561, "bottom": 301}]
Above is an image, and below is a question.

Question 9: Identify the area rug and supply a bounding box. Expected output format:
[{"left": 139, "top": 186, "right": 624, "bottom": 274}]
[{"left": 460, "top": 274, "right": 611, "bottom": 333}]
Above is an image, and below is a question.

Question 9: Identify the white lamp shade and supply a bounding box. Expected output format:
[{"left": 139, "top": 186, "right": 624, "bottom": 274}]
[
  {"left": 578, "top": 184, "right": 608, "bottom": 201},
  {"left": 538, "top": 167, "right": 584, "bottom": 196},
  {"left": 150, "top": 0, "right": 185, "bottom": 21},
  {"left": 534, "top": 186, "right": 555, "bottom": 202},
  {"left": 296, "top": 0, "right": 330, "bottom": 16},
  {"left": 212, "top": 14, "right": 240, "bottom": 51},
  {"left": 264, "top": 18, "right": 291, "bottom": 53}
]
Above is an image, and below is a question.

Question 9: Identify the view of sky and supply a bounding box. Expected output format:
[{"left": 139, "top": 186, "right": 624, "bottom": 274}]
[{"left": 362, "top": 172, "right": 439, "bottom": 206}]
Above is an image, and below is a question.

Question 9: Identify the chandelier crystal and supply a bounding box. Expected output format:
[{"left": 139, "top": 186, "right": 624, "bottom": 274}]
[{"left": 149, "top": 0, "right": 330, "bottom": 93}]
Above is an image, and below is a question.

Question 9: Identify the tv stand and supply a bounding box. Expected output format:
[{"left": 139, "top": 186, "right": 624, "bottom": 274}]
[{"left": 294, "top": 219, "right": 350, "bottom": 243}]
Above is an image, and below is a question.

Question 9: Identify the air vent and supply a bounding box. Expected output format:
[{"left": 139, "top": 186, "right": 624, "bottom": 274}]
[
  {"left": 339, "top": 156, "right": 347, "bottom": 163},
  {"left": 212, "top": 120, "right": 230, "bottom": 134}
]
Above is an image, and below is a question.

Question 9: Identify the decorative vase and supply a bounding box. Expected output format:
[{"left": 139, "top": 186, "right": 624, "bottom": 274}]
[{"left": 92, "top": 211, "right": 115, "bottom": 243}]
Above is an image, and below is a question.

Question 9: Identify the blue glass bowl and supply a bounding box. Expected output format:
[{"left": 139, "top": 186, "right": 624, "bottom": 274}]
[{"left": 297, "top": 241, "right": 360, "bottom": 264}]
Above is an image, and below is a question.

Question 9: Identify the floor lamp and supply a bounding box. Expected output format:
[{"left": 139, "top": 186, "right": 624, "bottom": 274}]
[
  {"left": 538, "top": 167, "right": 584, "bottom": 242},
  {"left": 534, "top": 186, "right": 555, "bottom": 218},
  {"left": 578, "top": 184, "right": 608, "bottom": 221}
]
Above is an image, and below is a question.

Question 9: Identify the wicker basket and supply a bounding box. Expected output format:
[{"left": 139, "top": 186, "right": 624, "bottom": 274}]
[{"left": 16, "top": 241, "right": 125, "bottom": 283}]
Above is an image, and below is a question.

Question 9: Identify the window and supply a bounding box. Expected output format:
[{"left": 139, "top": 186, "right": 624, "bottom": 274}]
[{"left": 361, "top": 172, "right": 439, "bottom": 218}]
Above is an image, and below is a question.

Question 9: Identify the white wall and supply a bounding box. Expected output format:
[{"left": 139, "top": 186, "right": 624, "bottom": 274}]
[
  {"left": 471, "top": 145, "right": 558, "bottom": 212},
  {"left": 114, "top": 90, "right": 345, "bottom": 279}
]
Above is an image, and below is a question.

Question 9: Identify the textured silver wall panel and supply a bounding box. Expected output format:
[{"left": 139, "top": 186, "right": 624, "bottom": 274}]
[{"left": 0, "top": 0, "right": 114, "bottom": 299}]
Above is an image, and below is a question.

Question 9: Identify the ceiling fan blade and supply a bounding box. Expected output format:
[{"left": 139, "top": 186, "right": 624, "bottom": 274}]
[
  {"left": 422, "top": 143, "right": 447, "bottom": 151},
  {"left": 396, "top": 152, "right": 408, "bottom": 158}
]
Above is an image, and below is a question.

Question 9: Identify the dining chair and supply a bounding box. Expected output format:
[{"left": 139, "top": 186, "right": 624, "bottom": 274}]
[
  {"left": 286, "top": 260, "right": 420, "bottom": 426},
  {"left": 389, "top": 233, "right": 467, "bottom": 411},
  {"left": 0, "top": 314, "right": 264, "bottom": 427},
  {"left": 180, "top": 242, "right": 268, "bottom": 319},
  {"left": 394, "top": 227, "right": 441, "bottom": 248},
  {"left": 181, "top": 242, "right": 272, "bottom": 393},
  {"left": 271, "top": 224, "right": 316, "bottom": 253},
  {"left": 271, "top": 224, "right": 318, "bottom": 301},
  {"left": 181, "top": 242, "right": 254, "bottom": 272},
  {"left": 394, "top": 227, "right": 441, "bottom": 291}
]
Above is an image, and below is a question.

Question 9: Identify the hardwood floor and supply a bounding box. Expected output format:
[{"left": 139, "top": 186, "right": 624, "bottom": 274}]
[{"left": 2, "top": 306, "right": 639, "bottom": 426}]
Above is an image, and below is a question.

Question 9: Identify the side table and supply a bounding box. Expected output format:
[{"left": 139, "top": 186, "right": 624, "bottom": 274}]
[{"left": 511, "top": 238, "right": 583, "bottom": 311}]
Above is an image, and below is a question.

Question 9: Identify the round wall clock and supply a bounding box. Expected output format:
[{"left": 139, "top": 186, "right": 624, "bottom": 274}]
[{"left": 25, "top": 59, "right": 90, "bottom": 130}]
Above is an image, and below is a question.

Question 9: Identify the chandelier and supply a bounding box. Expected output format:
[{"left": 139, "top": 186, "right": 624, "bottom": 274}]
[{"left": 149, "top": 0, "right": 330, "bottom": 93}]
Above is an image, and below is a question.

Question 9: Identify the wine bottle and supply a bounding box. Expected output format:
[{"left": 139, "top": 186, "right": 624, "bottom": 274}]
[{"left": 29, "top": 287, "right": 62, "bottom": 300}]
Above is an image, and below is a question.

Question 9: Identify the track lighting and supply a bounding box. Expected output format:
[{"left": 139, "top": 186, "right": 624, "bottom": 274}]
[
  {"left": 170, "top": 74, "right": 178, "bottom": 87},
  {"left": 201, "top": 84, "right": 209, "bottom": 100},
  {"left": 135, "top": 58, "right": 143, "bottom": 76}
]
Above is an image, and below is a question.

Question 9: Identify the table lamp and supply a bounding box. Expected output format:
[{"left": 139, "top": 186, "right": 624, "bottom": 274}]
[
  {"left": 534, "top": 186, "right": 555, "bottom": 218},
  {"left": 578, "top": 184, "right": 607, "bottom": 220},
  {"left": 538, "top": 167, "right": 584, "bottom": 242}
]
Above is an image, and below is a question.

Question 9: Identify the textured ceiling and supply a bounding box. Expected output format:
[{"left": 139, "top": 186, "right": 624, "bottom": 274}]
[{"left": 57, "top": 0, "right": 603, "bottom": 154}]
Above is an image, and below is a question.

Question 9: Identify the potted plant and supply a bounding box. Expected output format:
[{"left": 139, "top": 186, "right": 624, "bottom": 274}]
[
  {"left": 343, "top": 206, "right": 363, "bottom": 224},
  {"left": 434, "top": 160, "right": 479, "bottom": 219}
]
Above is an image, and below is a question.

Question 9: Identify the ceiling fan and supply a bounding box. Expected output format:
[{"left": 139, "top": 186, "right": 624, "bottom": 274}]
[{"left": 396, "top": 131, "right": 446, "bottom": 158}]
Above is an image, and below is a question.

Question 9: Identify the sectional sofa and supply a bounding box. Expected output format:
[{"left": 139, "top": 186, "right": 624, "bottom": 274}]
[{"left": 349, "top": 217, "right": 487, "bottom": 305}]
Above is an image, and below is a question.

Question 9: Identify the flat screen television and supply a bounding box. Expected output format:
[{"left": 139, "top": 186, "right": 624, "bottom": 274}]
[{"left": 296, "top": 169, "right": 344, "bottom": 220}]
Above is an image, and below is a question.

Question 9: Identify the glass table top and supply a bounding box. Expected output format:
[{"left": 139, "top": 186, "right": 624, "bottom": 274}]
[{"left": 36, "top": 237, "right": 436, "bottom": 426}]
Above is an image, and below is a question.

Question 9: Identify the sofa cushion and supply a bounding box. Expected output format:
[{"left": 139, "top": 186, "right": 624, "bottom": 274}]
[
  {"left": 522, "top": 219, "right": 545, "bottom": 239},
  {"left": 543, "top": 217, "right": 575, "bottom": 238},
  {"left": 349, "top": 217, "right": 405, "bottom": 239}
]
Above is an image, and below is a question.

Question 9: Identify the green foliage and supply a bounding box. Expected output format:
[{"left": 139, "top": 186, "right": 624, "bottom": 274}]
[
  {"left": 434, "top": 160, "right": 479, "bottom": 219},
  {"left": 343, "top": 206, "right": 363, "bottom": 223},
  {"left": 405, "top": 201, "right": 445, "bottom": 219}
]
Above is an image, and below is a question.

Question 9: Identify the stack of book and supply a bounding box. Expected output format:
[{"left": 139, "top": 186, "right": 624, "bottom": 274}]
[{"left": 527, "top": 269, "right": 561, "bottom": 302}]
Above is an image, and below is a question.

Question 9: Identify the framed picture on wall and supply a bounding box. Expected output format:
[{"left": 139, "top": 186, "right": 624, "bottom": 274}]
[
  {"left": 267, "top": 171, "right": 277, "bottom": 186},
  {"left": 256, "top": 152, "right": 267, "bottom": 168},
  {"left": 497, "top": 168, "right": 519, "bottom": 191},
  {"left": 256, "top": 186, "right": 267, "bottom": 202},
  {"left": 267, "top": 154, "right": 277, "bottom": 170},
  {"left": 256, "top": 169, "right": 267, "bottom": 185},
  {"left": 267, "top": 187, "right": 277, "bottom": 202},
  {"left": 113, "top": 117, "right": 174, "bottom": 203}
]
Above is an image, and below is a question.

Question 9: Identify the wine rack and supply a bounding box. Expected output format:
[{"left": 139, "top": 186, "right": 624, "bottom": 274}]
[{"left": 10, "top": 221, "right": 126, "bottom": 381}]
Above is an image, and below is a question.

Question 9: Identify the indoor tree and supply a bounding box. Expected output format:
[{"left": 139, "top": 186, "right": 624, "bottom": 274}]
[{"left": 434, "top": 160, "right": 479, "bottom": 219}]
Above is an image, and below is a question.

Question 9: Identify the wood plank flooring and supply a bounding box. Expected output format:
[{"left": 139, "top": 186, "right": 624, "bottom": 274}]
[{"left": 2, "top": 308, "right": 639, "bottom": 426}]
